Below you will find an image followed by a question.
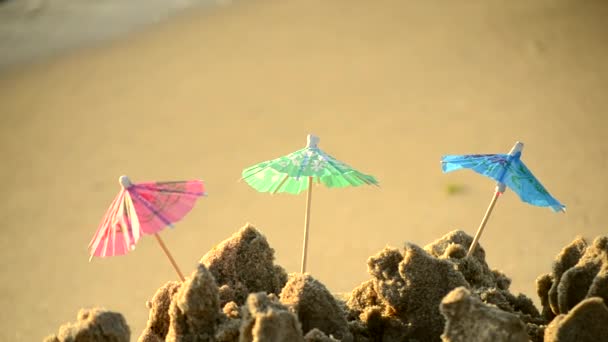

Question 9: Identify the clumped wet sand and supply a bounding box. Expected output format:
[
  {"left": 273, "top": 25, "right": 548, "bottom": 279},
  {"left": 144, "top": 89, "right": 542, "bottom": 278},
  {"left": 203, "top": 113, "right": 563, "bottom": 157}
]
[
  {"left": 44, "top": 308, "right": 130, "bottom": 342},
  {"left": 45, "top": 225, "right": 608, "bottom": 341}
]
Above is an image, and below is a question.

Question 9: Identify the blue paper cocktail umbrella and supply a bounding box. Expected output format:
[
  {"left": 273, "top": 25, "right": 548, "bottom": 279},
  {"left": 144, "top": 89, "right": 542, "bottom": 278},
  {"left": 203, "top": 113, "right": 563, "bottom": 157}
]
[{"left": 441, "top": 141, "right": 565, "bottom": 256}]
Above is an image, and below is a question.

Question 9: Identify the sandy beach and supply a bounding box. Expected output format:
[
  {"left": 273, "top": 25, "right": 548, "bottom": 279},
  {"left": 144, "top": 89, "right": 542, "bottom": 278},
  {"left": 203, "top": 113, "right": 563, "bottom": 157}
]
[{"left": 1, "top": 0, "right": 607, "bottom": 340}]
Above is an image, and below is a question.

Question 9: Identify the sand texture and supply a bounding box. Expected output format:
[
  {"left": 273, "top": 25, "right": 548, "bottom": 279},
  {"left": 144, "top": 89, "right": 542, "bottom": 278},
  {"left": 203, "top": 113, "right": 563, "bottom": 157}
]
[
  {"left": 440, "top": 287, "right": 529, "bottom": 342},
  {"left": 1, "top": 0, "right": 607, "bottom": 340},
  {"left": 46, "top": 225, "right": 608, "bottom": 341},
  {"left": 44, "top": 308, "right": 130, "bottom": 342}
]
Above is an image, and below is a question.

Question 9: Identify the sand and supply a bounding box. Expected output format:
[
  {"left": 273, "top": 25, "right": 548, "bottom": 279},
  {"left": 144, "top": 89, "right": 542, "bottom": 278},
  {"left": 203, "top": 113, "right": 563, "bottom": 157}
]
[
  {"left": 0, "top": 0, "right": 607, "bottom": 340},
  {"left": 42, "top": 226, "right": 608, "bottom": 341}
]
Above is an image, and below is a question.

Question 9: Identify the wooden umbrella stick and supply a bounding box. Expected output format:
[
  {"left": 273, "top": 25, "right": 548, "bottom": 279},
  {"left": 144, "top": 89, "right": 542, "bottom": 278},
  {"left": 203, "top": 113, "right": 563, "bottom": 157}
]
[
  {"left": 467, "top": 189, "right": 501, "bottom": 257},
  {"left": 467, "top": 142, "right": 524, "bottom": 257},
  {"left": 301, "top": 176, "right": 313, "bottom": 273},
  {"left": 154, "top": 233, "right": 185, "bottom": 282}
]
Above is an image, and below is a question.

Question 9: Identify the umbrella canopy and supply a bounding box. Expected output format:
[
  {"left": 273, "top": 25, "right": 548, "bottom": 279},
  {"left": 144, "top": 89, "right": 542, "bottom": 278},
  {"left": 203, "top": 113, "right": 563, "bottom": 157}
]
[
  {"left": 88, "top": 175, "right": 206, "bottom": 281},
  {"left": 241, "top": 134, "right": 378, "bottom": 273},
  {"left": 441, "top": 141, "right": 565, "bottom": 257},
  {"left": 241, "top": 134, "right": 379, "bottom": 194},
  {"left": 441, "top": 142, "right": 565, "bottom": 212}
]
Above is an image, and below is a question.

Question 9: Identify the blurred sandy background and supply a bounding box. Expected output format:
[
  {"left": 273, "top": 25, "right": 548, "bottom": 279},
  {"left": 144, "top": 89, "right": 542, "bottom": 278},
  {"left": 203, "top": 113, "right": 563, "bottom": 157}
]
[{"left": 1, "top": 0, "right": 607, "bottom": 340}]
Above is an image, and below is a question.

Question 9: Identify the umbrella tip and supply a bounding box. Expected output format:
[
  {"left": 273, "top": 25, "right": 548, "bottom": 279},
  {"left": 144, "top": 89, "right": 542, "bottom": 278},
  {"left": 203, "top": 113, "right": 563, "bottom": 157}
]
[
  {"left": 306, "top": 134, "right": 320, "bottom": 148},
  {"left": 509, "top": 141, "right": 524, "bottom": 155},
  {"left": 119, "top": 175, "right": 132, "bottom": 188}
]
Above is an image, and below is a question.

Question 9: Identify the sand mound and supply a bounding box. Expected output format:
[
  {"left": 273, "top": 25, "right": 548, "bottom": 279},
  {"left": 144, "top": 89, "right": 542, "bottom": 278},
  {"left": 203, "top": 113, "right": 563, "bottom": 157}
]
[
  {"left": 303, "top": 328, "right": 341, "bottom": 342},
  {"left": 440, "top": 287, "right": 528, "bottom": 342},
  {"left": 139, "top": 281, "right": 182, "bottom": 342},
  {"left": 537, "top": 235, "right": 608, "bottom": 319},
  {"left": 239, "top": 292, "right": 303, "bottom": 342},
  {"left": 166, "top": 264, "right": 221, "bottom": 342},
  {"left": 424, "top": 230, "right": 511, "bottom": 290},
  {"left": 279, "top": 273, "right": 352, "bottom": 341},
  {"left": 200, "top": 223, "right": 288, "bottom": 307},
  {"left": 345, "top": 230, "right": 542, "bottom": 341},
  {"left": 44, "top": 308, "right": 130, "bottom": 342},
  {"left": 544, "top": 297, "right": 608, "bottom": 342},
  {"left": 47, "top": 225, "right": 608, "bottom": 342}
]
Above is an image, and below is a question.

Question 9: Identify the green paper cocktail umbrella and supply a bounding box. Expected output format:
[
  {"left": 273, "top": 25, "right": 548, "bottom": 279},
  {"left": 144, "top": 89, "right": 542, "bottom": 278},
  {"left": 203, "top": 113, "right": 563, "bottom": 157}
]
[{"left": 241, "top": 134, "right": 379, "bottom": 273}]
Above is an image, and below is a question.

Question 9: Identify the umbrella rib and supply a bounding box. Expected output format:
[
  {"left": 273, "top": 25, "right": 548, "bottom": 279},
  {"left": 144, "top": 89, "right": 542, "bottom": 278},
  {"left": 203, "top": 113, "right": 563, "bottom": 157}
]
[
  {"left": 317, "top": 149, "right": 362, "bottom": 186},
  {"left": 111, "top": 198, "right": 126, "bottom": 256},
  {"left": 346, "top": 168, "right": 374, "bottom": 186},
  {"left": 241, "top": 149, "right": 309, "bottom": 185},
  {"left": 128, "top": 189, "right": 174, "bottom": 228},
  {"left": 154, "top": 180, "right": 195, "bottom": 185},
  {"left": 119, "top": 220, "right": 128, "bottom": 254},
  {"left": 240, "top": 167, "right": 267, "bottom": 182},
  {"left": 272, "top": 174, "right": 290, "bottom": 194},
  {"left": 295, "top": 149, "right": 314, "bottom": 180},
  {"left": 123, "top": 219, "right": 132, "bottom": 252},
  {"left": 353, "top": 173, "right": 377, "bottom": 186},
  {"left": 318, "top": 150, "right": 354, "bottom": 175},
  {"left": 98, "top": 193, "right": 125, "bottom": 258},
  {"left": 89, "top": 191, "right": 123, "bottom": 250},
  {"left": 132, "top": 184, "right": 205, "bottom": 197},
  {"left": 241, "top": 156, "right": 284, "bottom": 181},
  {"left": 128, "top": 192, "right": 141, "bottom": 245},
  {"left": 102, "top": 221, "right": 110, "bottom": 258},
  {"left": 123, "top": 193, "right": 137, "bottom": 250},
  {"left": 124, "top": 193, "right": 135, "bottom": 245},
  {"left": 316, "top": 150, "right": 345, "bottom": 183},
  {"left": 320, "top": 150, "right": 352, "bottom": 171}
]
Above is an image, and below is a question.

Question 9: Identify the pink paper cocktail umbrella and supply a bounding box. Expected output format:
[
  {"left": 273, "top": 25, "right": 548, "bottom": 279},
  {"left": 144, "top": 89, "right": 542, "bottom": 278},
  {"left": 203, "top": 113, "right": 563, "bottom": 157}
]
[{"left": 88, "top": 175, "right": 206, "bottom": 281}]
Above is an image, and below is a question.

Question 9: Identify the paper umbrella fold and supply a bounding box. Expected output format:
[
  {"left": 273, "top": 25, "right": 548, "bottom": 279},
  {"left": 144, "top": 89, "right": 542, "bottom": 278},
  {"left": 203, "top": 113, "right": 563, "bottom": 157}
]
[{"left": 88, "top": 175, "right": 206, "bottom": 281}]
